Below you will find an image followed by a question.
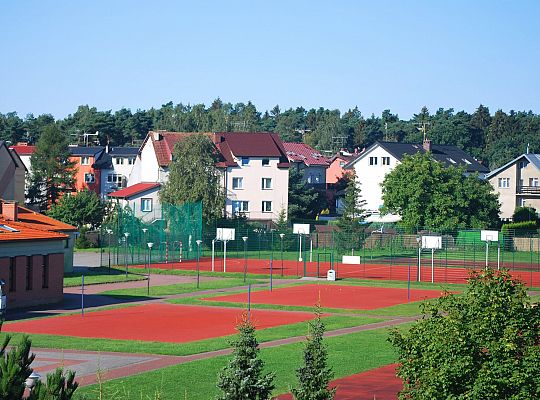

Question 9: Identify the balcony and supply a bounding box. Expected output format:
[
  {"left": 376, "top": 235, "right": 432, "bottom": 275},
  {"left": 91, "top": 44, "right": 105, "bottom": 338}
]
[{"left": 517, "top": 185, "right": 540, "bottom": 195}]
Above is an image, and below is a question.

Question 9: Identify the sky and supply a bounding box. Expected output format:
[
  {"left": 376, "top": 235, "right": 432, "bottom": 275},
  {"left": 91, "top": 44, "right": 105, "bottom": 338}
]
[{"left": 1, "top": 0, "right": 539, "bottom": 119}]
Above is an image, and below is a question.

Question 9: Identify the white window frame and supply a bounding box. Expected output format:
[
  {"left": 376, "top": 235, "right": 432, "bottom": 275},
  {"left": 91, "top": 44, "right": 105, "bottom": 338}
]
[
  {"left": 81, "top": 156, "right": 90, "bottom": 165},
  {"left": 519, "top": 198, "right": 526, "bottom": 207},
  {"left": 262, "top": 201, "right": 272, "bottom": 213},
  {"left": 232, "top": 177, "right": 243, "bottom": 189},
  {"left": 261, "top": 178, "right": 272, "bottom": 190},
  {"left": 498, "top": 177, "right": 510, "bottom": 188},
  {"left": 382, "top": 157, "right": 390, "bottom": 166},
  {"left": 84, "top": 173, "right": 95, "bottom": 183},
  {"left": 241, "top": 157, "right": 249, "bottom": 166},
  {"left": 232, "top": 200, "right": 249, "bottom": 212},
  {"left": 530, "top": 178, "right": 539, "bottom": 187},
  {"left": 262, "top": 158, "right": 270, "bottom": 166},
  {"left": 107, "top": 174, "right": 124, "bottom": 183},
  {"left": 128, "top": 158, "right": 135, "bottom": 165},
  {"left": 141, "top": 198, "right": 152, "bottom": 212},
  {"left": 369, "top": 157, "right": 378, "bottom": 166},
  {"left": 115, "top": 157, "right": 124, "bottom": 165}
]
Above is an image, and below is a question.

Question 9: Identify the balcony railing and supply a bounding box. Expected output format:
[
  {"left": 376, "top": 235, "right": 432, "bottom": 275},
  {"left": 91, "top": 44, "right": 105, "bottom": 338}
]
[{"left": 517, "top": 185, "right": 540, "bottom": 194}]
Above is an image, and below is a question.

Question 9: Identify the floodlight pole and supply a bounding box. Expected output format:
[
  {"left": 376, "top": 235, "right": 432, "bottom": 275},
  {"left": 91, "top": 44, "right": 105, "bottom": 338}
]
[
  {"left": 124, "top": 232, "right": 130, "bottom": 278},
  {"left": 211, "top": 239, "right": 216, "bottom": 272},
  {"left": 242, "top": 236, "right": 248, "bottom": 283},
  {"left": 142, "top": 228, "right": 148, "bottom": 267},
  {"left": 196, "top": 240, "right": 202, "bottom": 288},
  {"left": 416, "top": 236, "right": 421, "bottom": 282},
  {"left": 147, "top": 242, "right": 153, "bottom": 295},
  {"left": 223, "top": 239, "right": 228, "bottom": 272},
  {"left": 309, "top": 237, "right": 313, "bottom": 262},
  {"left": 106, "top": 229, "right": 112, "bottom": 274},
  {"left": 279, "top": 233, "right": 285, "bottom": 277}
]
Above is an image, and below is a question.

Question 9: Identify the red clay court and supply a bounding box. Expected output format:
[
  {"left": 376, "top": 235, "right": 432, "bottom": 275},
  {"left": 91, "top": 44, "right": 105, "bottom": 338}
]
[
  {"left": 3, "top": 304, "right": 315, "bottom": 343},
  {"left": 203, "top": 284, "right": 446, "bottom": 310},
  {"left": 276, "top": 364, "right": 401, "bottom": 399}
]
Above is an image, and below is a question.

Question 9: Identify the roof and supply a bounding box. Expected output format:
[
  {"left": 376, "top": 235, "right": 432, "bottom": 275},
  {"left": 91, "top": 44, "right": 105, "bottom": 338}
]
[
  {"left": 144, "top": 131, "right": 212, "bottom": 167},
  {"left": 1, "top": 141, "right": 26, "bottom": 171},
  {"left": 345, "top": 141, "right": 489, "bottom": 173},
  {"left": 485, "top": 153, "right": 540, "bottom": 179},
  {"left": 0, "top": 203, "right": 75, "bottom": 243},
  {"left": 68, "top": 146, "right": 105, "bottom": 157},
  {"left": 9, "top": 144, "right": 36, "bottom": 155},
  {"left": 283, "top": 142, "right": 329, "bottom": 167},
  {"left": 108, "top": 182, "right": 161, "bottom": 199},
  {"left": 108, "top": 146, "right": 139, "bottom": 156},
  {"left": 328, "top": 150, "right": 362, "bottom": 164},
  {"left": 93, "top": 147, "right": 140, "bottom": 169}
]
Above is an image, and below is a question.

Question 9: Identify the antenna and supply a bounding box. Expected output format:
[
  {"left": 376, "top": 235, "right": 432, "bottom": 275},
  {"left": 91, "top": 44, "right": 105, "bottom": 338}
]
[
  {"left": 83, "top": 131, "right": 100, "bottom": 146},
  {"left": 414, "top": 122, "right": 431, "bottom": 142}
]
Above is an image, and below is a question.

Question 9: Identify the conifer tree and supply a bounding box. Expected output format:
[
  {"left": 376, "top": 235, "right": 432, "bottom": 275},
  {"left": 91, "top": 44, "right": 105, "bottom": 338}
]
[
  {"left": 29, "top": 368, "right": 78, "bottom": 400},
  {"left": 291, "top": 305, "right": 336, "bottom": 400},
  {"left": 216, "top": 315, "right": 275, "bottom": 400},
  {"left": 336, "top": 174, "right": 367, "bottom": 251}
]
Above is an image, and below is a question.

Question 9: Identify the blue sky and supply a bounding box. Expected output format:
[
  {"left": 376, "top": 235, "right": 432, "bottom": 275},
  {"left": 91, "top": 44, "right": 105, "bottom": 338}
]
[{"left": 1, "top": 0, "right": 539, "bottom": 119}]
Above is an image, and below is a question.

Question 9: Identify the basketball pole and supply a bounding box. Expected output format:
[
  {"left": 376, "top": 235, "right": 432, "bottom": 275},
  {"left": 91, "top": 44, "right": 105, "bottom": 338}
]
[
  {"left": 431, "top": 248, "right": 434, "bottom": 283},
  {"left": 485, "top": 240, "right": 489, "bottom": 267},
  {"left": 211, "top": 239, "right": 215, "bottom": 272}
]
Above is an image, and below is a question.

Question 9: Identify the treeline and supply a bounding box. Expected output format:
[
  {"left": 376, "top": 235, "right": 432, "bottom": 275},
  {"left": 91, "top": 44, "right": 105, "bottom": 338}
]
[{"left": 2, "top": 100, "right": 540, "bottom": 168}]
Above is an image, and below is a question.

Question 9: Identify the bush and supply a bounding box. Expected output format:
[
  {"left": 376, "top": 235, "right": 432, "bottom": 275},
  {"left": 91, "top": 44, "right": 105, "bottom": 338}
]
[
  {"left": 501, "top": 221, "right": 538, "bottom": 237},
  {"left": 512, "top": 206, "right": 539, "bottom": 223}
]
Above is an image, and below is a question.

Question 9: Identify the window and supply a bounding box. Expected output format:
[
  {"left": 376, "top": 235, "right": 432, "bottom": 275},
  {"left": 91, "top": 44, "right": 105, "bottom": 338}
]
[
  {"left": 339, "top": 161, "right": 345, "bottom": 167},
  {"left": 262, "top": 158, "right": 270, "bottom": 166},
  {"left": 369, "top": 157, "right": 378, "bottom": 166},
  {"left": 81, "top": 156, "right": 90, "bottom": 165},
  {"left": 241, "top": 157, "right": 249, "bottom": 166},
  {"left": 84, "top": 173, "right": 95, "bottom": 183},
  {"left": 262, "top": 201, "right": 272, "bottom": 212},
  {"left": 9, "top": 258, "right": 15, "bottom": 292},
  {"left": 382, "top": 157, "right": 390, "bottom": 166},
  {"left": 498, "top": 178, "right": 510, "bottom": 188},
  {"left": 261, "top": 178, "right": 272, "bottom": 190},
  {"left": 519, "top": 198, "right": 527, "bottom": 207},
  {"left": 128, "top": 158, "right": 135, "bottom": 165},
  {"left": 141, "top": 198, "right": 152, "bottom": 212},
  {"left": 530, "top": 178, "right": 539, "bottom": 187},
  {"left": 42, "top": 255, "right": 49, "bottom": 289},
  {"left": 26, "top": 256, "right": 33, "bottom": 291},
  {"left": 447, "top": 157, "right": 457, "bottom": 164},
  {"left": 107, "top": 174, "right": 124, "bottom": 183},
  {"left": 232, "top": 177, "right": 243, "bottom": 189},
  {"left": 232, "top": 200, "right": 249, "bottom": 212},
  {"left": 115, "top": 157, "right": 124, "bottom": 165},
  {"left": 519, "top": 160, "right": 528, "bottom": 169}
]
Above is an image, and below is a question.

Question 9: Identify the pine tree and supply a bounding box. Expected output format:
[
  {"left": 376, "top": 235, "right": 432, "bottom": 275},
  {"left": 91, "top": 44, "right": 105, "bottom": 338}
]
[
  {"left": 216, "top": 316, "right": 275, "bottom": 400},
  {"left": 0, "top": 334, "right": 34, "bottom": 399},
  {"left": 27, "top": 124, "right": 76, "bottom": 211},
  {"left": 29, "top": 368, "right": 78, "bottom": 400},
  {"left": 291, "top": 305, "right": 336, "bottom": 400}
]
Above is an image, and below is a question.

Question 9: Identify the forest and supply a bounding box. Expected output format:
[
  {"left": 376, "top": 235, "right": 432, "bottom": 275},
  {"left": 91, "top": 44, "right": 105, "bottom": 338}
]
[{"left": 2, "top": 99, "right": 539, "bottom": 169}]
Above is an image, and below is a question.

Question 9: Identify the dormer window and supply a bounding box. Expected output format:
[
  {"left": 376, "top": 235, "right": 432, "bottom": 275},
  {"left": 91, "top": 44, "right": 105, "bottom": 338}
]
[
  {"left": 262, "top": 158, "right": 269, "bottom": 166},
  {"left": 241, "top": 157, "right": 250, "bottom": 166},
  {"left": 81, "top": 156, "right": 90, "bottom": 165}
]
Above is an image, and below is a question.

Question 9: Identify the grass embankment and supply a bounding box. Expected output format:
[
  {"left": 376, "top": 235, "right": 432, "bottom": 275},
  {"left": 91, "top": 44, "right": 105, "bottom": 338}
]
[
  {"left": 74, "top": 327, "right": 398, "bottom": 400},
  {"left": 64, "top": 267, "right": 146, "bottom": 287}
]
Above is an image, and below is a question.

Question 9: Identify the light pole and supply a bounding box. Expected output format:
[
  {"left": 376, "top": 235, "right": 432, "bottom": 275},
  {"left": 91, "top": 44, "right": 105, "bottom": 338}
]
[
  {"left": 25, "top": 371, "right": 41, "bottom": 393},
  {"left": 124, "top": 232, "right": 130, "bottom": 278},
  {"left": 106, "top": 229, "right": 113, "bottom": 274},
  {"left": 242, "top": 236, "right": 248, "bottom": 283},
  {"left": 147, "top": 242, "right": 153, "bottom": 296},
  {"left": 142, "top": 228, "right": 148, "bottom": 266},
  {"left": 196, "top": 240, "right": 202, "bottom": 288},
  {"left": 279, "top": 233, "right": 285, "bottom": 277},
  {"left": 416, "top": 236, "right": 421, "bottom": 282}
]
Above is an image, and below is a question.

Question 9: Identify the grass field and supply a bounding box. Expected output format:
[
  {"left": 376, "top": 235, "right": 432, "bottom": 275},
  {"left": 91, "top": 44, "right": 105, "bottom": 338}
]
[
  {"left": 64, "top": 267, "right": 146, "bottom": 287},
  {"left": 74, "top": 327, "right": 398, "bottom": 400}
]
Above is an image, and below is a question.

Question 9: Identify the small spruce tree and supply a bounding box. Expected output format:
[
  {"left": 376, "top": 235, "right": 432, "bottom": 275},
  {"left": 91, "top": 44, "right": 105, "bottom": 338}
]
[
  {"left": 336, "top": 174, "right": 367, "bottom": 251},
  {"left": 29, "top": 368, "right": 78, "bottom": 400},
  {"left": 291, "top": 305, "right": 336, "bottom": 400},
  {"left": 216, "top": 315, "right": 275, "bottom": 400},
  {"left": 0, "top": 334, "right": 34, "bottom": 399}
]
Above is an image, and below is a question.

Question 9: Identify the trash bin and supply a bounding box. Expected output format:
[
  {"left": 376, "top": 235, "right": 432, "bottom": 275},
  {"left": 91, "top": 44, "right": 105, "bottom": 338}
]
[{"left": 327, "top": 269, "right": 336, "bottom": 281}]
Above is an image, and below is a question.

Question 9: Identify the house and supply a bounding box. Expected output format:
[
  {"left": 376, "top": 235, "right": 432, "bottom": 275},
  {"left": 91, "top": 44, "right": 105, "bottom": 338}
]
[
  {"left": 126, "top": 131, "right": 290, "bottom": 222},
  {"left": 0, "top": 199, "right": 76, "bottom": 309},
  {"left": 326, "top": 149, "right": 361, "bottom": 186},
  {"left": 283, "top": 142, "right": 329, "bottom": 188},
  {"left": 0, "top": 141, "right": 26, "bottom": 204},
  {"left": 9, "top": 143, "right": 36, "bottom": 200},
  {"left": 345, "top": 140, "right": 490, "bottom": 215},
  {"left": 68, "top": 146, "right": 105, "bottom": 195},
  {"left": 107, "top": 182, "right": 161, "bottom": 221},
  {"left": 93, "top": 146, "right": 139, "bottom": 197},
  {"left": 485, "top": 153, "right": 540, "bottom": 220}
]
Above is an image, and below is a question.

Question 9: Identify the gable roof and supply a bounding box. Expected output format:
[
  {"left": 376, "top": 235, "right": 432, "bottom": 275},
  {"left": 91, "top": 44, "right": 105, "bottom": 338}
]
[
  {"left": 345, "top": 141, "right": 489, "bottom": 173},
  {"left": 283, "top": 142, "right": 329, "bottom": 167},
  {"left": 9, "top": 144, "right": 36, "bottom": 156},
  {"left": 68, "top": 146, "right": 105, "bottom": 157},
  {"left": 1, "top": 141, "right": 26, "bottom": 171},
  {"left": 93, "top": 146, "right": 140, "bottom": 169},
  {"left": 108, "top": 182, "right": 161, "bottom": 199},
  {"left": 142, "top": 131, "right": 213, "bottom": 167},
  {"left": 485, "top": 153, "right": 540, "bottom": 179}
]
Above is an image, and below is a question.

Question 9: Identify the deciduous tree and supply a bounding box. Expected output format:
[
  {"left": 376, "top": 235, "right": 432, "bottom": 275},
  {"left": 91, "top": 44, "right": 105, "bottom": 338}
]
[{"left": 47, "top": 190, "right": 107, "bottom": 229}]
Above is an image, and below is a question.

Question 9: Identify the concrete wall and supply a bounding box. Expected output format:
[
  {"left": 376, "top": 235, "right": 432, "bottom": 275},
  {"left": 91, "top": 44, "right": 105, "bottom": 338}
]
[{"left": 0, "top": 252, "right": 64, "bottom": 309}]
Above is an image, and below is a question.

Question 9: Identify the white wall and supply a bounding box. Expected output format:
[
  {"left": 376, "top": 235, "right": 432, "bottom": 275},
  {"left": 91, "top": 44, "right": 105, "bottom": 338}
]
[
  {"left": 224, "top": 157, "right": 288, "bottom": 221},
  {"left": 352, "top": 146, "right": 398, "bottom": 213},
  {"left": 115, "top": 189, "right": 161, "bottom": 222},
  {"left": 101, "top": 159, "right": 136, "bottom": 197},
  {"left": 128, "top": 140, "right": 161, "bottom": 185}
]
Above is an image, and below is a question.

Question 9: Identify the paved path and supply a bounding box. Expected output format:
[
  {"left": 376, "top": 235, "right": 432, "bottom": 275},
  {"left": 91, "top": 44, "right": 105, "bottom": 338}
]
[{"left": 73, "top": 251, "right": 102, "bottom": 268}]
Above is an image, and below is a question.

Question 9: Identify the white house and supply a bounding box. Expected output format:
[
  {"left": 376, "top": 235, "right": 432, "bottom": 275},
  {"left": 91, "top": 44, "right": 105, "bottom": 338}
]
[
  {"left": 345, "top": 140, "right": 490, "bottom": 216},
  {"left": 107, "top": 182, "right": 161, "bottom": 221},
  {"left": 125, "top": 131, "right": 290, "bottom": 222},
  {"left": 94, "top": 146, "right": 139, "bottom": 197},
  {"left": 283, "top": 142, "right": 329, "bottom": 188}
]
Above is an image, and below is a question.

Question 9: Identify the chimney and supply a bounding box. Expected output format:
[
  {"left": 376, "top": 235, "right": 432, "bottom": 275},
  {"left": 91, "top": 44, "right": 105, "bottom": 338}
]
[
  {"left": 423, "top": 139, "right": 432, "bottom": 152},
  {"left": 2, "top": 201, "right": 18, "bottom": 221},
  {"left": 153, "top": 131, "right": 162, "bottom": 141}
]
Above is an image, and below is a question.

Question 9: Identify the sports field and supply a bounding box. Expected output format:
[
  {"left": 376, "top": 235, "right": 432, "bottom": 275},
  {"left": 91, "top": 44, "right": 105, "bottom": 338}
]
[
  {"left": 3, "top": 304, "right": 315, "bottom": 343},
  {"left": 203, "top": 284, "right": 445, "bottom": 310}
]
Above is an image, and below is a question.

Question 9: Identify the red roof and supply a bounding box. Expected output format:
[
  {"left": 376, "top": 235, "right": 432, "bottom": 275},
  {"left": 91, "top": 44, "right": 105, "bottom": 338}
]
[
  {"left": 147, "top": 131, "right": 213, "bottom": 167},
  {"left": 9, "top": 145, "right": 36, "bottom": 155},
  {"left": 0, "top": 203, "right": 74, "bottom": 242},
  {"left": 283, "top": 142, "right": 329, "bottom": 167},
  {"left": 108, "top": 182, "right": 161, "bottom": 199},
  {"left": 214, "top": 132, "right": 284, "bottom": 157}
]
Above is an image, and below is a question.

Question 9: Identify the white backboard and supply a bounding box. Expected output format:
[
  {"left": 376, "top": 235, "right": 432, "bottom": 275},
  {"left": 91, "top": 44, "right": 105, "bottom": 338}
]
[
  {"left": 422, "top": 236, "right": 442, "bottom": 249},
  {"left": 216, "top": 228, "right": 235, "bottom": 241},
  {"left": 342, "top": 255, "right": 361, "bottom": 265},
  {"left": 481, "top": 230, "right": 499, "bottom": 242},
  {"left": 293, "top": 223, "right": 310, "bottom": 235}
]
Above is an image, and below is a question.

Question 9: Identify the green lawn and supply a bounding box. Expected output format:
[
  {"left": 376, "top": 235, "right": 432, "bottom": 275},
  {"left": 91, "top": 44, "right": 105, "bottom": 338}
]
[
  {"left": 64, "top": 267, "right": 146, "bottom": 287},
  {"left": 4, "top": 315, "right": 383, "bottom": 357},
  {"left": 74, "top": 327, "right": 398, "bottom": 400}
]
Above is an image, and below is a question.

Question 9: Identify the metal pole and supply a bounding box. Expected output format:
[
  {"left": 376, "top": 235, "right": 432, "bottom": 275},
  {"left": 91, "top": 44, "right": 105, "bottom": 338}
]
[
  {"left": 407, "top": 261, "right": 411, "bottom": 302},
  {"left": 309, "top": 237, "right": 313, "bottom": 263},
  {"left": 196, "top": 244, "right": 200, "bottom": 289},
  {"left": 223, "top": 240, "right": 227, "bottom": 272},
  {"left": 243, "top": 239, "right": 247, "bottom": 283},
  {"left": 298, "top": 234, "right": 303, "bottom": 262},
  {"left": 108, "top": 233, "right": 111, "bottom": 274},
  {"left": 125, "top": 237, "right": 128, "bottom": 278},
  {"left": 418, "top": 247, "right": 421, "bottom": 282},
  {"left": 147, "top": 247, "right": 150, "bottom": 296},
  {"left": 211, "top": 239, "right": 215, "bottom": 272},
  {"left": 247, "top": 283, "right": 251, "bottom": 321},
  {"left": 485, "top": 240, "right": 489, "bottom": 267},
  {"left": 280, "top": 236, "right": 284, "bottom": 277},
  {"left": 270, "top": 257, "right": 273, "bottom": 291},
  {"left": 431, "top": 248, "right": 434, "bottom": 283},
  {"left": 81, "top": 275, "right": 85, "bottom": 316},
  {"left": 497, "top": 245, "right": 500, "bottom": 270}
]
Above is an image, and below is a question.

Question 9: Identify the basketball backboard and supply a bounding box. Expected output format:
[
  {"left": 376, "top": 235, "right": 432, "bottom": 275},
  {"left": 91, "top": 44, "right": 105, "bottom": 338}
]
[
  {"left": 293, "top": 224, "right": 310, "bottom": 235},
  {"left": 216, "top": 228, "right": 235, "bottom": 241},
  {"left": 481, "top": 230, "right": 499, "bottom": 242},
  {"left": 421, "top": 235, "right": 442, "bottom": 249}
]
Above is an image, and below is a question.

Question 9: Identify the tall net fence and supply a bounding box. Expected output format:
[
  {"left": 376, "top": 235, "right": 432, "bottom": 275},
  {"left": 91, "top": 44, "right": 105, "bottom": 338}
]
[{"left": 99, "top": 201, "right": 203, "bottom": 267}]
